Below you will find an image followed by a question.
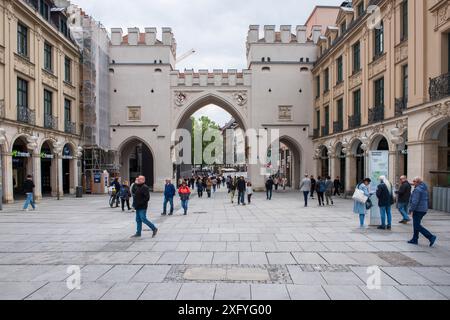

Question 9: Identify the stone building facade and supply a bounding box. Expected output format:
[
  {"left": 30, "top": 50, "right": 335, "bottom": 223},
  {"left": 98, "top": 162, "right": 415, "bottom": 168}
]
[{"left": 0, "top": 0, "right": 82, "bottom": 203}]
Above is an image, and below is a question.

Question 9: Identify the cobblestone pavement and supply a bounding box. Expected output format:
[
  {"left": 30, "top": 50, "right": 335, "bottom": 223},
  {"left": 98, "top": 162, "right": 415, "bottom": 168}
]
[{"left": 0, "top": 189, "right": 449, "bottom": 300}]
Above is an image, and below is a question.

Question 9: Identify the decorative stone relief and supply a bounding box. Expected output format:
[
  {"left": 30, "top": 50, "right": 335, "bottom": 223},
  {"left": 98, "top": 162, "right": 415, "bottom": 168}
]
[
  {"left": 14, "top": 55, "right": 35, "bottom": 78},
  {"left": 0, "top": 46, "right": 5, "bottom": 64},
  {"left": 42, "top": 71, "right": 58, "bottom": 89},
  {"left": 434, "top": 1, "right": 450, "bottom": 30},
  {"left": 429, "top": 102, "right": 450, "bottom": 117},
  {"left": 6, "top": 2, "right": 16, "bottom": 21},
  {"left": 333, "top": 82, "right": 344, "bottom": 99},
  {"left": 233, "top": 92, "right": 248, "bottom": 106},
  {"left": 369, "top": 54, "right": 387, "bottom": 78},
  {"left": 349, "top": 71, "right": 362, "bottom": 90},
  {"left": 278, "top": 106, "right": 292, "bottom": 121},
  {"left": 174, "top": 92, "right": 187, "bottom": 107},
  {"left": 18, "top": 127, "right": 33, "bottom": 136},
  {"left": 63, "top": 83, "right": 76, "bottom": 98},
  {"left": 395, "top": 42, "right": 408, "bottom": 64}
]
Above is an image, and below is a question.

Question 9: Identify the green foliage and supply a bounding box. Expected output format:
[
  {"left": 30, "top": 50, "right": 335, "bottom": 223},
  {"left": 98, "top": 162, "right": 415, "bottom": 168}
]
[{"left": 191, "top": 116, "right": 221, "bottom": 165}]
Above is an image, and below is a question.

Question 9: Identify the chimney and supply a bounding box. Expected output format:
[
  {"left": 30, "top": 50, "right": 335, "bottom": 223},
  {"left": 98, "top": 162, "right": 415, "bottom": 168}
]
[
  {"left": 247, "top": 25, "right": 259, "bottom": 43},
  {"left": 312, "top": 25, "right": 322, "bottom": 44},
  {"left": 162, "top": 27, "right": 173, "bottom": 46},
  {"left": 127, "top": 27, "right": 140, "bottom": 45},
  {"left": 145, "top": 27, "right": 157, "bottom": 45},
  {"left": 296, "top": 25, "right": 307, "bottom": 43},
  {"left": 280, "top": 25, "right": 292, "bottom": 43},
  {"left": 264, "top": 25, "right": 276, "bottom": 43},
  {"left": 111, "top": 28, "right": 123, "bottom": 46}
]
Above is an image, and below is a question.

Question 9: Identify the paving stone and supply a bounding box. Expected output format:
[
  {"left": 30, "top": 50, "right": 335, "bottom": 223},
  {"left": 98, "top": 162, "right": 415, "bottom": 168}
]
[
  {"left": 292, "top": 252, "right": 329, "bottom": 265},
  {"left": 322, "top": 285, "right": 369, "bottom": 300},
  {"left": 201, "top": 242, "right": 227, "bottom": 252},
  {"left": 98, "top": 265, "right": 143, "bottom": 282},
  {"left": 80, "top": 265, "right": 114, "bottom": 282},
  {"left": 131, "top": 252, "right": 163, "bottom": 264},
  {"left": 227, "top": 268, "right": 270, "bottom": 281},
  {"left": 432, "top": 286, "right": 450, "bottom": 299},
  {"left": 226, "top": 242, "right": 252, "bottom": 252},
  {"left": 184, "top": 252, "right": 214, "bottom": 264},
  {"left": 359, "top": 285, "right": 409, "bottom": 300},
  {"left": 100, "top": 282, "right": 148, "bottom": 300},
  {"left": 131, "top": 265, "right": 171, "bottom": 283},
  {"left": 212, "top": 252, "right": 239, "bottom": 264},
  {"left": 286, "top": 285, "right": 330, "bottom": 300},
  {"left": 266, "top": 252, "right": 296, "bottom": 265},
  {"left": 239, "top": 252, "right": 269, "bottom": 265},
  {"left": 321, "top": 271, "right": 365, "bottom": 285},
  {"left": 410, "top": 267, "right": 450, "bottom": 285},
  {"left": 320, "top": 253, "right": 359, "bottom": 265},
  {"left": 25, "top": 282, "right": 73, "bottom": 300},
  {"left": 381, "top": 267, "right": 434, "bottom": 285},
  {"left": 176, "top": 242, "right": 203, "bottom": 252},
  {"left": 183, "top": 267, "right": 227, "bottom": 281},
  {"left": 251, "top": 284, "right": 290, "bottom": 300},
  {"left": 350, "top": 266, "right": 399, "bottom": 286},
  {"left": 287, "top": 266, "right": 326, "bottom": 285},
  {"left": 63, "top": 282, "right": 114, "bottom": 300},
  {"left": 395, "top": 286, "right": 447, "bottom": 300},
  {"left": 157, "top": 252, "right": 188, "bottom": 264},
  {"left": 139, "top": 283, "right": 182, "bottom": 300},
  {"left": 177, "top": 283, "right": 216, "bottom": 300},
  {"left": 214, "top": 284, "right": 251, "bottom": 300},
  {"left": 0, "top": 282, "right": 47, "bottom": 300}
]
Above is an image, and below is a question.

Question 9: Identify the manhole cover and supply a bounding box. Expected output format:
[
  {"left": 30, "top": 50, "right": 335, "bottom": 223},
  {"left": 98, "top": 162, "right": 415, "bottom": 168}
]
[{"left": 376, "top": 252, "right": 422, "bottom": 266}]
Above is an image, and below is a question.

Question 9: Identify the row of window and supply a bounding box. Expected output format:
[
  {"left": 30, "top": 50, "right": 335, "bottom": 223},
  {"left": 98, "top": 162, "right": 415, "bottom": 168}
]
[
  {"left": 29, "top": 0, "right": 70, "bottom": 38},
  {"left": 18, "top": 22, "right": 72, "bottom": 83},
  {"left": 17, "top": 77, "right": 73, "bottom": 131}
]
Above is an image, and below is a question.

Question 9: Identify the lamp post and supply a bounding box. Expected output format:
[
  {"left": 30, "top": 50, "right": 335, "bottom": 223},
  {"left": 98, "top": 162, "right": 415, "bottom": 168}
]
[
  {"left": 53, "top": 141, "right": 63, "bottom": 200},
  {"left": 26, "top": 136, "right": 38, "bottom": 201},
  {"left": 0, "top": 128, "right": 6, "bottom": 210},
  {"left": 76, "top": 146, "right": 83, "bottom": 197}
]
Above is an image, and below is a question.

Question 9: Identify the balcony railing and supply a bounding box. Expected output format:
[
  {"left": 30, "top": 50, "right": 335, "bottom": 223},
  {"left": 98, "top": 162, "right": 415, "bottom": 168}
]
[
  {"left": 348, "top": 114, "right": 361, "bottom": 129},
  {"left": 333, "top": 121, "right": 343, "bottom": 134},
  {"left": 321, "top": 126, "right": 329, "bottom": 137},
  {"left": 65, "top": 121, "right": 77, "bottom": 135},
  {"left": 395, "top": 98, "right": 407, "bottom": 117},
  {"left": 313, "top": 128, "right": 320, "bottom": 139},
  {"left": 368, "top": 105, "right": 385, "bottom": 124},
  {"left": 44, "top": 114, "right": 58, "bottom": 130},
  {"left": 17, "top": 106, "right": 36, "bottom": 125},
  {"left": 429, "top": 72, "right": 450, "bottom": 102}
]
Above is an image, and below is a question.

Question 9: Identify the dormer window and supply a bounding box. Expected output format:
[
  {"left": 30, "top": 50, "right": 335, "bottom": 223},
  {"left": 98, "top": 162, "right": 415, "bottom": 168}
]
[
  {"left": 261, "top": 57, "right": 265, "bottom": 62},
  {"left": 39, "top": 0, "right": 50, "bottom": 20},
  {"left": 340, "top": 22, "right": 347, "bottom": 35},
  {"left": 357, "top": 1, "right": 365, "bottom": 17}
]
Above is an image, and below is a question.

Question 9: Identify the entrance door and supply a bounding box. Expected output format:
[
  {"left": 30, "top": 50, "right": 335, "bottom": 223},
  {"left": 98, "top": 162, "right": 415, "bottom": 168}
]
[{"left": 63, "top": 159, "right": 70, "bottom": 193}]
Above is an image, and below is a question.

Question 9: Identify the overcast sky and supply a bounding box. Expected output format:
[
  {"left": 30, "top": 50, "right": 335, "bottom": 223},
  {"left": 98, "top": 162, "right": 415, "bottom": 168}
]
[{"left": 73, "top": 0, "right": 339, "bottom": 125}]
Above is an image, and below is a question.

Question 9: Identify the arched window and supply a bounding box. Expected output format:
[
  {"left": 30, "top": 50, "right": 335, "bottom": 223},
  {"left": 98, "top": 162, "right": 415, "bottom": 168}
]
[{"left": 262, "top": 66, "right": 271, "bottom": 72}]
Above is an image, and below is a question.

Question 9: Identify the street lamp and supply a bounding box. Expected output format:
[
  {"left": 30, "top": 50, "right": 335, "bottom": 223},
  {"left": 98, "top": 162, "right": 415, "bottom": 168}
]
[
  {"left": 0, "top": 128, "right": 6, "bottom": 210},
  {"left": 53, "top": 141, "right": 63, "bottom": 200},
  {"left": 76, "top": 146, "right": 83, "bottom": 197}
]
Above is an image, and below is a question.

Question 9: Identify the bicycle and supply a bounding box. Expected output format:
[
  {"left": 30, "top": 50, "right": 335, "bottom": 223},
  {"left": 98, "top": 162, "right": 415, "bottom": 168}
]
[{"left": 108, "top": 187, "right": 120, "bottom": 208}]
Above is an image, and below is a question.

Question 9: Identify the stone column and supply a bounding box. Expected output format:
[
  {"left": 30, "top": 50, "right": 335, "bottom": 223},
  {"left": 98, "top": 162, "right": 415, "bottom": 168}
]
[
  {"left": 408, "top": 140, "right": 439, "bottom": 188},
  {"left": 32, "top": 153, "right": 42, "bottom": 201},
  {"left": 57, "top": 156, "right": 64, "bottom": 197},
  {"left": 345, "top": 153, "right": 355, "bottom": 194},
  {"left": 3, "top": 154, "right": 14, "bottom": 204}
]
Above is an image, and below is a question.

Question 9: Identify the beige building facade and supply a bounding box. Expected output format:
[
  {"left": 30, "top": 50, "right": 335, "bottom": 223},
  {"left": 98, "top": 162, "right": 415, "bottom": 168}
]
[
  {"left": 0, "top": 0, "right": 83, "bottom": 203},
  {"left": 312, "top": 0, "right": 450, "bottom": 202}
]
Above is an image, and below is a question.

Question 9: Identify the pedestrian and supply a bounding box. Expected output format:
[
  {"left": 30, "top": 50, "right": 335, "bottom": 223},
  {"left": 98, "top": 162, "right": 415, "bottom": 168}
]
[
  {"left": 119, "top": 181, "right": 132, "bottom": 212},
  {"left": 178, "top": 181, "right": 191, "bottom": 215},
  {"left": 212, "top": 177, "right": 217, "bottom": 193},
  {"left": 334, "top": 176, "right": 342, "bottom": 196},
  {"left": 110, "top": 177, "right": 121, "bottom": 208},
  {"left": 131, "top": 176, "right": 158, "bottom": 238},
  {"left": 376, "top": 175, "right": 394, "bottom": 230},
  {"left": 162, "top": 179, "right": 176, "bottom": 216},
  {"left": 274, "top": 176, "right": 279, "bottom": 191},
  {"left": 246, "top": 182, "right": 253, "bottom": 204},
  {"left": 206, "top": 178, "right": 212, "bottom": 198},
  {"left": 22, "top": 175, "right": 36, "bottom": 211},
  {"left": 299, "top": 174, "right": 311, "bottom": 207},
  {"left": 189, "top": 177, "right": 196, "bottom": 190},
  {"left": 316, "top": 176, "right": 326, "bottom": 206},
  {"left": 325, "top": 176, "right": 334, "bottom": 205},
  {"left": 130, "top": 177, "right": 138, "bottom": 212},
  {"left": 353, "top": 178, "right": 373, "bottom": 228},
  {"left": 237, "top": 176, "right": 246, "bottom": 205},
  {"left": 396, "top": 175, "right": 412, "bottom": 224},
  {"left": 408, "top": 177, "right": 437, "bottom": 246},
  {"left": 310, "top": 175, "right": 316, "bottom": 199},
  {"left": 230, "top": 177, "right": 237, "bottom": 203},
  {"left": 265, "top": 176, "right": 274, "bottom": 200},
  {"left": 196, "top": 178, "right": 204, "bottom": 198}
]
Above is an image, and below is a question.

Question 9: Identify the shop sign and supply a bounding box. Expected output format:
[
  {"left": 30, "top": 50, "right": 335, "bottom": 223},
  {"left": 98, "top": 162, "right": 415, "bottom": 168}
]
[
  {"left": 40, "top": 152, "right": 54, "bottom": 159},
  {"left": 12, "top": 150, "right": 30, "bottom": 158},
  {"left": 94, "top": 173, "right": 101, "bottom": 183}
]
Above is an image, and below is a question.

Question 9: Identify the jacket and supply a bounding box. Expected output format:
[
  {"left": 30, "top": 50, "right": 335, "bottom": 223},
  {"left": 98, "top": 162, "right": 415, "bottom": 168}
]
[
  {"left": 409, "top": 182, "right": 429, "bottom": 213},
  {"left": 325, "top": 180, "right": 333, "bottom": 193},
  {"left": 133, "top": 184, "right": 150, "bottom": 210},
  {"left": 178, "top": 186, "right": 191, "bottom": 201},
  {"left": 299, "top": 178, "right": 311, "bottom": 192},
  {"left": 237, "top": 179, "right": 246, "bottom": 192},
  {"left": 376, "top": 182, "right": 393, "bottom": 207},
  {"left": 23, "top": 180, "right": 35, "bottom": 194},
  {"left": 353, "top": 183, "right": 370, "bottom": 215},
  {"left": 396, "top": 181, "right": 411, "bottom": 203},
  {"left": 265, "top": 179, "right": 274, "bottom": 190},
  {"left": 316, "top": 180, "right": 326, "bottom": 193},
  {"left": 119, "top": 185, "right": 131, "bottom": 200},
  {"left": 164, "top": 184, "right": 176, "bottom": 198}
]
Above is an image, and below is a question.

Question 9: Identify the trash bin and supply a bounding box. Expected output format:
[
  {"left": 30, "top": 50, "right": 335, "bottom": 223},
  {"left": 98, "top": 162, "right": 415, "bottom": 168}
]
[{"left": 76, "top": 186, "right": 83, "bottom": 198}]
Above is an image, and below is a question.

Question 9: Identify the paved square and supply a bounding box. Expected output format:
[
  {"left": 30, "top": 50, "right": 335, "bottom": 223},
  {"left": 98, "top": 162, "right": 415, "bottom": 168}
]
[{"left": 0, "top": 190, "right": 449, "bottom": 300}]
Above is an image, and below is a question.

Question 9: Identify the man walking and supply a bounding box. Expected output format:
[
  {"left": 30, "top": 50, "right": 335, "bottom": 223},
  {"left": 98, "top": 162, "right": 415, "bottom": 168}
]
[
  {"left": 325, "top": 176, "right": 334, "bottom": 205},
  {"left": 310, "top": 175, "right": 316, "bottom": 199},
  {"left": 162, "top": 179, "right": 176, "bottom": 216},
  {"left": 23, "top": 175, "right": 36, "bottom": 211},
  {"left": 333, "top": 176, "right": 342, "bottom": 196},
  {"left": 131, "top": 176, "right": 158, "bottom": 238},
  {"left": 237, "top": 176, "right": 246, "bottom": 206},
  {"left": 408, "top": 177, "right": 437, "bottom": 247},
  {"left": 396, "top": 175, "right": 412, "bottom": 224},
  {"left": 265, "top": 176, "right": 274, "bottom": 200},
  {"left": 376, "top": 176, "right": 394, "bottom": 230},
  {"left": 299, "top": 174, "right": 311, "bottom": 207}
]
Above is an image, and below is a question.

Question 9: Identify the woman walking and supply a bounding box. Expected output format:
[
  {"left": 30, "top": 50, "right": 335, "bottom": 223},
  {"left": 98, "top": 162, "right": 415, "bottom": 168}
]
[
  {"left": 353, "top": 178, "right": 372, "bottom": 228},
  {"left": 119, "top": 181, "right": 132, "bottom": 211},
  {"left": 246, "top": 182, "right": 253, "bottom": 204},
  {"left": 206, "top": 178, "right": 213, "bottom": 198},
  {"left": 178, "top": 181, "right": 191, "bottom": 215}
]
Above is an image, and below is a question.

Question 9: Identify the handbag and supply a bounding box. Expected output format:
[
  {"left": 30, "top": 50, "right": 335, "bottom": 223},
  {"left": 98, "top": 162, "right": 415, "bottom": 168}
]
[
  {"left": 365, "top": 198, "right": 373, "bottom": 210},
  {"left": 352, "top": 185, "right": 368, "bottom": 204}
]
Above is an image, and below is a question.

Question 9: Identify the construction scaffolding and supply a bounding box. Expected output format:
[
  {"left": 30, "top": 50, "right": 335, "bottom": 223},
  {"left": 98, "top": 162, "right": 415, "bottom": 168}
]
[{"left": 66, "top": 4, "right": 118, "bottom": 193}]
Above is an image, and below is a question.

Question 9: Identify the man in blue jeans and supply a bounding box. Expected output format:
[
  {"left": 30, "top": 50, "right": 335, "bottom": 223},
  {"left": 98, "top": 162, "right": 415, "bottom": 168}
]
[
  {"left": 408, "top": 177, "right": 437, "bottom": 247},
  {"left": 162, "top": 179, "right": 176, "bottom": 216},
  {"left": 396, "top": 175, "right": 411, "bottom": 224},
  {"left": 23, "top": 175, "right": 36, "bottom": 211},
  {"left": 131, "top": 176, "right": 158, "bottom": 238}
]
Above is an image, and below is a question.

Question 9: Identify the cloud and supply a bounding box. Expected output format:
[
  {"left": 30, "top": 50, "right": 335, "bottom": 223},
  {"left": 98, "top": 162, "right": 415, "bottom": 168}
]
[{"left": 73, "top": 0, "right": 339, "bottom": 70}]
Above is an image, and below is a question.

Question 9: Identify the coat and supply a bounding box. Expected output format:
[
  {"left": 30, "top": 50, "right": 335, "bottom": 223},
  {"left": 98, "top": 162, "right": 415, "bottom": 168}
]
[
  {"left": 299, "top": 178, "right": 311, "bottom": 192},
  {"left": 164, "top": 184, "right": 176, "bottom": 198},
  {"left": 396, "top": 181, "right": 411, "bottom": 203},
  {"left": 178, "top": 186, "right": 191, "bottom": 201},
  {"left": 119, "top": 185, "right": 131, "bottom": 200},
  {"left": 376, "top": 183, "right": 392, "bottom": 207},
  {"left": 353, "top": 183, "right": 370, "bottom": 215},
  {"left": 134, "top": 184, "right": 150, "bottom": 210},
  {"left": 325, "top": 180, "right": 333, "bottom": 194},
  {"left": 409, "top": 182, "right": 429, "bottom": 213}
]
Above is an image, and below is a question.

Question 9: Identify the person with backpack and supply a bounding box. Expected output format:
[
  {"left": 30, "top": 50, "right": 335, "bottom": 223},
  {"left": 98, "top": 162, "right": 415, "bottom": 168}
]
[
  {"left": 178, "top": 181, "right": 191, "bottom": 215},
  {"left": 353, "top": 178, "right": 373, "bottom": 228},
  {"left": 376, "top": 175, "right": 394, "bottom": 230},
  {"left": 265, "top": 176, "right": 274, "bottom": 200},
  {"left": 119, "top": 181, "right": 132, "bottom": 212},
  {"left": 396, "top": 175, "right": 412, "bottom": 224},
  {"left": 131, "top": 176, "right": 158, "bottom": 238},
  {"left": 316, "top": 176, "right": 326, "bottom": 206}
]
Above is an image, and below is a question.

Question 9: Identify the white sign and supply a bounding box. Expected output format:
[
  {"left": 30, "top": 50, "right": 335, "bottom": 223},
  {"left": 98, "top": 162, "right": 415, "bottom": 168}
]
[{"left": 368, "top": 151, "right": 389, "bottom": 226}]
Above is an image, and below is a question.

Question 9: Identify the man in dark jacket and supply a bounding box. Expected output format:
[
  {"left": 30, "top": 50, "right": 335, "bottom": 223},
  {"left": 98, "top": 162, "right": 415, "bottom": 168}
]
[
  {"left": 237, "top": 176, "right": 247, "bottom": 205},
  {"left": 310, "top": 176, "right": 317, "bottom": 199},
  {"left": 23, "top": 175, "right": 36, "bottom": 211},
  {"left": 376, "top": 176, "right": 393, "bottom": 230},
  {"left": 162, "top": 179, "right": 176, "bottom": 216},
  {"left": 408, "top": 177, "right": 436, "bottom": 247},
  {"left": 333, "top": 176, "right": 342, "bottom": 196},
  {"left": 265, "top": 177, "right": 274, "bottom": 200},
  {"left": 131, "top": 176, "right": 158, "bottom": 238},
  {"left": 396, "top": 176, "right": 412, "bottom": 224}
]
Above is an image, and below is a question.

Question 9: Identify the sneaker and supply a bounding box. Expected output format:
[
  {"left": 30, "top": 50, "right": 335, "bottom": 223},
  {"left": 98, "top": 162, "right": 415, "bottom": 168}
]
[
  {"left": 130, "top": 234, "right": 141, "bottom": 238},
  {"left": 430, "top": 235, "right": 437, "bottom": 247},
  {"left": 24, "top": 208, "right": 29, "bottom": 212},
  {"left": 399, "top": 220, "right": 407, "bottom": 224},
  {"left": 377, "top": 225, "right": 386, "bottom": 230},
  {"left": 152, "top": 228, "right": 158, "bottom": 238},
  {"left": 387, "top": 225, "right": 392, "bottom": 230},
  {"left": 168, "top": 213, "right": 173, "bottom": 216},
  {"left": 161, "top": 213, "right": 167, "bottom": 216},
  {"left": 407, "top": 239, "right": 418, "bottom": 245}
]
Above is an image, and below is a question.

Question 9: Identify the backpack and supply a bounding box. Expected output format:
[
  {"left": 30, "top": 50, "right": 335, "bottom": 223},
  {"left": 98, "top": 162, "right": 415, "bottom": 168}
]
[{"left": 319, "top": 181, "right": 326, "bottom": 193}]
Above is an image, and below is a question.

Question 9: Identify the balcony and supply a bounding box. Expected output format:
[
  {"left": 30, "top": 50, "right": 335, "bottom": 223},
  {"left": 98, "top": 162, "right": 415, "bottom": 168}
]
[
  {"left": 313, "top": 128, "right": 320, "bottom": 139},
  {"left": 395, "top": 98, "right": 407, "bottom": 117},
  {"left": 17, "top": 106, "right": 36, "bottom": 125},
  {"left": 321, "top": 126, "right": 329, "bottom": 137},
  {"left": 348, "top": 114, "right": 361, "bottom": 129},
  {"left": 44, "top": 114, "right": 58, "bottom": 130},
  {"left": 333, "top": 121, "right": 343, "bottom": 134},
  {"left": 429, "top": 72, "right": 450, "bottom": 102},
  {"left": 368, "top": 105, "right": 385, "bottom": 124},
  {"left": 65, "top": 121, "right": 77, "bottom": 135}
]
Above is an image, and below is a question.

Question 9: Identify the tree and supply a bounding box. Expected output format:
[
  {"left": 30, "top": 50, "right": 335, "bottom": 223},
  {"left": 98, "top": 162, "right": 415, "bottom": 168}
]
[{"left": 191, "top": 116, "right": 221, "bottom": 166}]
